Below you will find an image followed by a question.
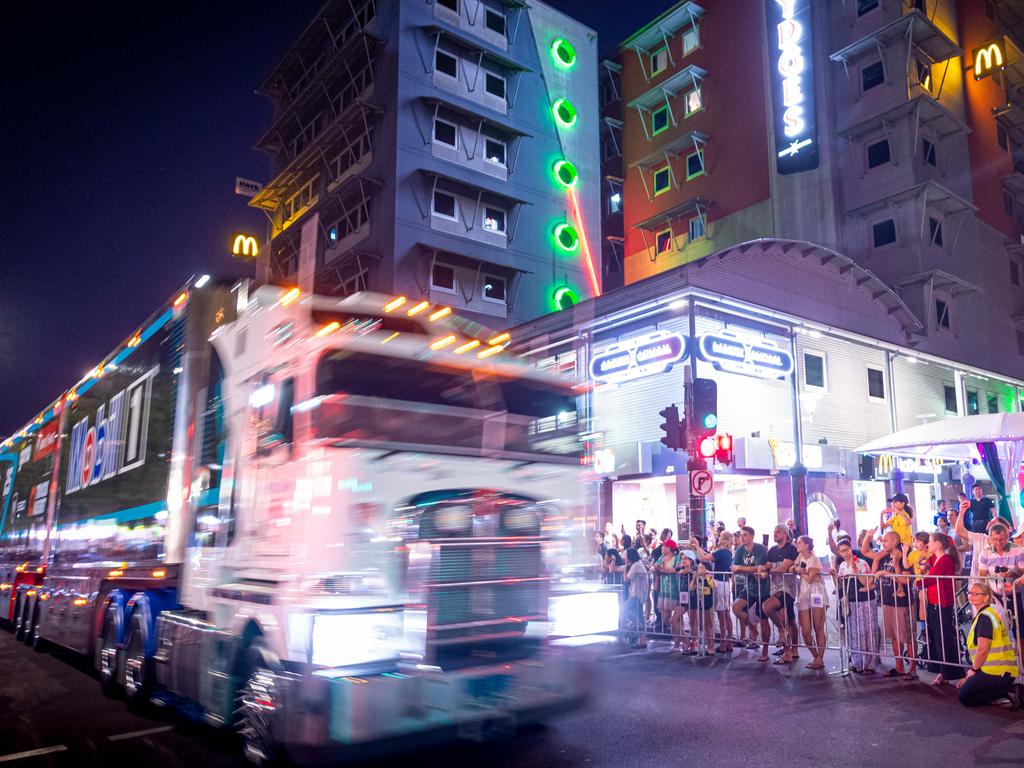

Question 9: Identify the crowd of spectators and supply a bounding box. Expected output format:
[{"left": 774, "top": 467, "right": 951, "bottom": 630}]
[{"left": 597, "top": 487, "right": 1024, "bottom": 710}]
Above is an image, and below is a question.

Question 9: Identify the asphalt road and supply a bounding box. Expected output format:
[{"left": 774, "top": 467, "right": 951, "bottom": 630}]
[{"left": 1, "top": 632, "right": 1023, "bottom": 767}]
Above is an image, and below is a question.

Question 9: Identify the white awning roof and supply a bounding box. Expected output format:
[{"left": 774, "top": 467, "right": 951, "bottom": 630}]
[{"left": 855, "top": 413, "right": 1024, "bottom": 461}]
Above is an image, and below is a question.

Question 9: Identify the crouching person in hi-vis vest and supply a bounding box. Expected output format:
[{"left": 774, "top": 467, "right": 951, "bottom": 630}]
[{"left": 958, "top": 581, "right": 1020, "bottom": 708}]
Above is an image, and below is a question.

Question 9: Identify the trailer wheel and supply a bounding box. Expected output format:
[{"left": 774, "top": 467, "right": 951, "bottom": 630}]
[
  {"left": 24, "top": 601, "right": 40, "bottom": 646},
  {"left": 237, "top": 641, "right": 283, "bottom": 766},
  {"left": 11, "top": 593, "right": 25, "bottom": 639},
  {"left": 123, "top": 613, "right": 152, "bottom": 709},
  {"left": 98, "top": 609, "right": 121, "bottom": 697}
]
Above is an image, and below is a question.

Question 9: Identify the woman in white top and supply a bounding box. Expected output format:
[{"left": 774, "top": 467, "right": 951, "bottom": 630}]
[{"left": 792, "top": 535, "right": 829, "bottom": 670}]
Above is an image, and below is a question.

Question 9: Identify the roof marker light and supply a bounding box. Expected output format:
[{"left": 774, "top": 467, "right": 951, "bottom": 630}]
[
  {"left": 194, "top": 274, "right": 211, "bottom": 288},
  {"left": 152, "top": 569, "right": 166, "bottom": 579},
  {"left": 478, "top": 345, "right": 503, "bottom": 359},
  {"left": 173, "top": 291, "right": 189, "bottom": 308},
  {"left": 429, "top": 306, "right": 452, "bottom": 321},
  {"left": 488, "top": 332, "right": 511, "bottom": 346},
  {"left": 430, "top": 335, "right": 458, "bottom": 350},
  {"left": 381, "top": 332, "right": 400, "bottom": 344},
  {"left": 407, "top": 300, "right": 430, "bottom": 316},
  {"left": 384, "top": 296, "right": 407, "bottom": 312},
  {"left": 316, "top": 321, "right": 341, "bottom": 338},
  {"left": 454, "top": 340, "right": 481, "bottom": 354},
  {"left": 108, "top": 570, "right": 124, "bottom": 578},
  {"left": 278, "top": 287, "right": 301, "bottom": 306}
]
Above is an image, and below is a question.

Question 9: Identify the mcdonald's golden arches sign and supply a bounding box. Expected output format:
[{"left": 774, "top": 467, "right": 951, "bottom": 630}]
[
  {"left": 973, "top": 39, "right": 1006, "bottom": 80},
  {"left": 231, "top": 232, "right": 260, "bottom": 259}
]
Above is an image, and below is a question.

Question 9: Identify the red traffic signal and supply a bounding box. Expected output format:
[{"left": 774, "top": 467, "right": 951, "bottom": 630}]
[
  {"left": 715, "top": 433, "right": 734, "bottom": 465},
  {"left": 698, "top": 436, "right": 717, "bottom": 459}
]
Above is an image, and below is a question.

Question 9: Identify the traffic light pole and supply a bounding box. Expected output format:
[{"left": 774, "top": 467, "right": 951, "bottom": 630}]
[{"left": 685, "top": 304, "right": 707, "bottom": 543}]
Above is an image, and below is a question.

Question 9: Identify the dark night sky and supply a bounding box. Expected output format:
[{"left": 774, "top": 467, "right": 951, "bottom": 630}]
[{"left": 0, "top": 1, "right": 671, "bottom": 436}]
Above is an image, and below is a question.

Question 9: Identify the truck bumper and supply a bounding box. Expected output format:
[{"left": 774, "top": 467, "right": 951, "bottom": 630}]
[{"left": 269, "top": 646, "right": 595, "bottom": 757}]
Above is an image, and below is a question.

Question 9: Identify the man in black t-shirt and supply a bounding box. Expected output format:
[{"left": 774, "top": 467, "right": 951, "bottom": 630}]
[
  {"left": 968, "top": 484, "right": 996, "bottom": 534},
  {"left": 762, "top": 525, "right": 799, "bottom": 663},
  {"left": 732, "top": 526, "right": 770, "bottom": 653}
]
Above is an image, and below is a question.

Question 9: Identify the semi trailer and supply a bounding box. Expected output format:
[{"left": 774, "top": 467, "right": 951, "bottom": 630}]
[{"left": 0, "top": 278, "right": 614, "bottom": 763}]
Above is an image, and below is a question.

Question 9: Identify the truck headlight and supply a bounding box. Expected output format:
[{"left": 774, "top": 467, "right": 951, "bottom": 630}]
[
  {"left": 548, "top": 588, "right": 619, "bottom": 637},
  {"left": 310, "top": 609, "right": 404, "bottom": 670}
]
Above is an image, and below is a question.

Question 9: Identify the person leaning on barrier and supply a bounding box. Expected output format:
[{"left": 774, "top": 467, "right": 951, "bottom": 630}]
[
  {"left": 690, "top": 533, "right": 736, "bottom": 654},
  {"left": 837, "top": 538, "right": 879, "bottom": 675},
  {"left": 958, "top": 581, "right": 1020, "bottom": 709},
  {"left": 762, "top": 525, "right": 800, "bottom": 665},
  {"left": 732, "top": 526, "right": 770, "bottom": 655},
  {"left": 653, "top": 540, "right": 685, "bottom": 651},
  {"left": 791, "top": 535, "right": 829, "bottom": 670},
  {"left": 922, "top": 532, "right": 966, "bottom": 686},
  {"left": 860, "top": 528, "right": 917, "bottom": 680}
]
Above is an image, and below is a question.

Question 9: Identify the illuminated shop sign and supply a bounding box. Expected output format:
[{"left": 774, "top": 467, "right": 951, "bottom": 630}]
[
  {"left": 973, "top": 39, "right": 1006, "bottom": 80},
  {"left": 232, "top": 232, "right": 260, "bottom": 258},
  {"left": 766, "top": 0, "right": 818, "bottom": 175},
  {"left": 590, "top": 331, "right": 688, "bottom": 384},
  {"left": 876, "top": 454, "right": 945, "bottom": 476},
  {"left": 697, "top": 331, "right": 793, "bottom": 380}
]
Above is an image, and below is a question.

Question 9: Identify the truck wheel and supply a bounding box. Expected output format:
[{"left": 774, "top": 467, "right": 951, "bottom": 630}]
[
  {"left": 123, "top": 613, "right": 152, "bottom": 709},
  {"left": 24, "top": 602, "right": 40, "bottom": 646},
  {"left": 11, "top": 593, "right": 25, "bottom": 639},
  {"left": 237, "top": 642, "right": 282, "bottom": 766},
  {"left": 98, "top": 610, "right": 121, "bottom": 697}
]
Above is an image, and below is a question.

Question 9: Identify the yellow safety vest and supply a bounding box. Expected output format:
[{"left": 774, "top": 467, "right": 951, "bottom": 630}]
[{"left": 967, "top": 605, "right": 1018, "bottom": 677}]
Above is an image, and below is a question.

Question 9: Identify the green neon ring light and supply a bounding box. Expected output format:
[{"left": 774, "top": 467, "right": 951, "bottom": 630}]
[
  {"left": 551, "top": 38, "right": 576, "bottom": 68},
  {"left": 553, "top": 159, "right": 579, "bottom": 188},
  {"left": 554, "top": 223, "right": 580, "bottom": 251},
  {"left": 554, "top": 286, "right": 579, "bottom": 311},
  {"left": 552, "top": 98, "right": 577, "bottom": 128}
]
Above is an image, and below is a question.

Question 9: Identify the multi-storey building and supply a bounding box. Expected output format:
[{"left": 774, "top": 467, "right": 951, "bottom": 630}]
[
  {"left": 512, "top": 0, "right": 1024, "bottom": 548},
  {"left": 249, "top": 0, "right": 602, "bottom": 327},
  {"left": 598, "top": 55, "right": 624, "bottom": 290}
]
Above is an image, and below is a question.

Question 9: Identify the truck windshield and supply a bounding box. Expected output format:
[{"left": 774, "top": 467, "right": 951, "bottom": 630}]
[{"left": 313, "top": 351, "right": 580, "bottom": 459}]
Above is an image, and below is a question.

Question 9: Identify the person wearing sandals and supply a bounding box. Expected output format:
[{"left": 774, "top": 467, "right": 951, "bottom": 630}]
[
  {"left": 692, "top": 532, "right": 737, "bottom": 653},
  {"left": 732, "top": 526, "right": 771, "bottom": 658},
  {"left": 859, "top": 529, "right": 917, "bottom": 680},
  {"left": 762, "top": 525, "right": 800, "bottom": 665},
  {"left": 653, "top": 540, "right": 685, "bottom": 650},
  {"left": 685, "top": 562, "right": 716, "bottom": 655},
  {"left": 837, "top": 539, "right": 879, "bottom": 674},
  {"left": 922, "top": 532, "right": 966, "bottom": 686},
  {"left": 792, "top": 535, "right": 828, "bottom": 669}
]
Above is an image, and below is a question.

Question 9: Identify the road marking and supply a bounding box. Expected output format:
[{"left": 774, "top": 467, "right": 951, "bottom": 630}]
[
  {"left": 0, "top": 746, "right": 69, "bottom": 763},
  {"left": 108, "top": 725, "right": 175, "bottom": 742}
]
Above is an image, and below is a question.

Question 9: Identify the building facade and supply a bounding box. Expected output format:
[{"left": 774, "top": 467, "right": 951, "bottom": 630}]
[
  {"left": 513, "top": 0, "right": 1024, "bottom": 549},
  {"left": 250, "top": 0, "right": 602, "bottom": 327}
]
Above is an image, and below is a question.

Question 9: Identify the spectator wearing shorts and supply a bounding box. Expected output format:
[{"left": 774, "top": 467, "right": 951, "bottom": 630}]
[
  {"left": 732, "top": 526, "right": 770, "bottom": 658},
  {"left": 860, "top": 529, "right": 916, "bottom": 679},
  {"left": 620, "top": 548, "right": 649, "bottom": 648},
  {"left": 762, "top": 525, "right": 799, "bottom": 664},
  {"left": 792, "top": 535, "right": 828, "bottom": 669},
  {"left": 686, "top": 562, "right": 715, "bottom": 655},
  {"left": 653, "top": 541, "right": 685, "bottom": 650}
]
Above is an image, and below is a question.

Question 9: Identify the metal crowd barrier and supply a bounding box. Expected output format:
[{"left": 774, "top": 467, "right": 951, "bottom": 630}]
[{"left": 605, "top": 567, "right": 1024, "bottom": 682}]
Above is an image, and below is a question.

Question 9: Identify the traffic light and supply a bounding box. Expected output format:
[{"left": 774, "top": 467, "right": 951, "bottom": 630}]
[
  {"left": 659, "top": 404, "right": 682, "bottom": 451},
  {"left": 692, "top": 378, "right": 718, "bottom": 441},
  {"left": 715, "top": 433, "right": 734, "bottom": 465},
  {"left": 698, "top": 436, "right": 717, "bottom": 459}
]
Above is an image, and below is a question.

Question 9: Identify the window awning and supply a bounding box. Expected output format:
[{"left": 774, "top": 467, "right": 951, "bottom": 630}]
[
  {"left": 620, "top": 2, "right": 704, "bottom": 52},
  {"left": 847, "top": 181, "right": 976, "bottom": 218},
  {"left": 423, "top": 24, "right": 532, "bottom": 72},
  {"left": 417, "top": 241, "right": 533, "bottom": 275},
  {"left": 829, "top": 10, "right": 960, "bottom": 65},
  {"left": 418, "top": 168, "right": 532, "bottom": 206},
  {"left": 632, "top": 197, "right": 710, "bottom": 232},
  {"left": 420, "top": 95, "right": 531, "bottom": 137},
  {"left": 626, "top": 65, "right": 707, "bottom": 112},
  {"left": 1001, "top": 171, "right": 1024, "bottom": 203},
  {"left": 836, "top": 93, "right": 968, "bottom": 140},
  {"left": 630, "top": 130, "right": 708, "bottom": 170},
  {"left": 895, "top": 269, "right": 984, "bottom": 298}
]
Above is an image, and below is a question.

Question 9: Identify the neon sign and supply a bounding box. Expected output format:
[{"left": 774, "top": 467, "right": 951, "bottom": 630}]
[
  {"left": 697, "top": 330, "right": 793, "bottom": 380},
  {"left": 973, "top": 39, "right": 1005, "bottom": 80},
  {"left": 590, "top": 331, "right": 687, "bottom": 384},
  {"left": 232, "top": 232, "right": 260, "bottom": 258},
  {"left": 766, "top": 0, "right": 818, "bottom": 174}
]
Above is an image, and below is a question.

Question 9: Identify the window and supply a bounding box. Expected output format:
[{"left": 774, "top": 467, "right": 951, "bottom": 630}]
[
  {"left": 484, "top": 8, "right": 506, "bottom": 35},
  {"left": 928, "top": 217, "right": 943, "bottom": 246},
  {"left": 1005, "top": 191, "right": 1016, "bottom": 218},
  {"left": 998, "top": 124, "right": 1010, "bottom": 152},
  {"left": 602, "top": 136, "right": 619, "bottom": 160},
  {"left": 433, "top": 118, "right": 457, "bottom": 149},
  {"left": 682, "top": 26, "right": 699, "bottom": 56},
  {"left": 656, "top": 229, "right": 673, "bottom": 254},
  {"left": 967, "top": 389, "right": 980, "bottom": 415},
  {"left": 915, "top": 60, "right": 931, "bottom": 92},
  {"left": 1011, "top": 259, "right": 1021, "bottom": 286},
  {"left": 438, "top": 0, "right": 459, "bottom": 12},
  {"left": 485, "top": 137, "right": 506, "bottom": 166},
  {"left": 858, "top": 0, "right": 879, "bottom": 15},
  {"left": 922, "top": 138, "right": 936, "bottom": 166},
  {"left": 944, "top": 385, "right": 958, "bottom": 413},
  {"left": 328, "top": 225, "right": 338, "bottom": 242},
  {"left": 987, "top": 393, "right": 999, "bottom": 414},
  {"left": 866, "top": 368, "right": 885, "bottom": 400},
  {"left": 685, "top": 87, "right": 702, "bottom": 116},
  {"left": 482, "top": 206, "right": 506, "bottom": 234},
  {"left": 485, "top": 72, "right": 506, "bottom": 99},
  {"left": 600, "top": 77, "right": 617, "bottom": 106},
  {"left": 652, "top": 105, "right": 670, "bottom": 135},
  {"left": 483, "top": 275, "right": 506, "bottom": 302},
  {"left": 651, "top": 46, "right": 668, "bottom": 76},
  {"left": 804, "top": 353, "right": 826, "bottom": 390},
  {"left": 607, "top": 191, "right": 622, "bottom": 215},
  {"left": 872, "top": 218, "right": 896, "bottom": 247},
  {"left": 862, "top": 60, "right": 885, "bottom": 91},
  {"left": 866, "top": 139, "right": 890, "bottom": 168},
  {"left": 431, "top": 262, "right": 457, "bottom": 293},
  {"left": 686, "top": 151, "right": 704, "bottom": 179},
  {"left": 654, "top": 165, "right": 671, "bottom": 195},
  {"left": 935, "top": 298, "right": 950, "bottom": 329},
  {"left": 432, "top": 190, "right": 457, "bottom": 220},
  {"left": 688, "top": 216, "right": 705, "bottom": 241},
  {"left": 436, "top": 49, "right": 458, "bottom": 79}
]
